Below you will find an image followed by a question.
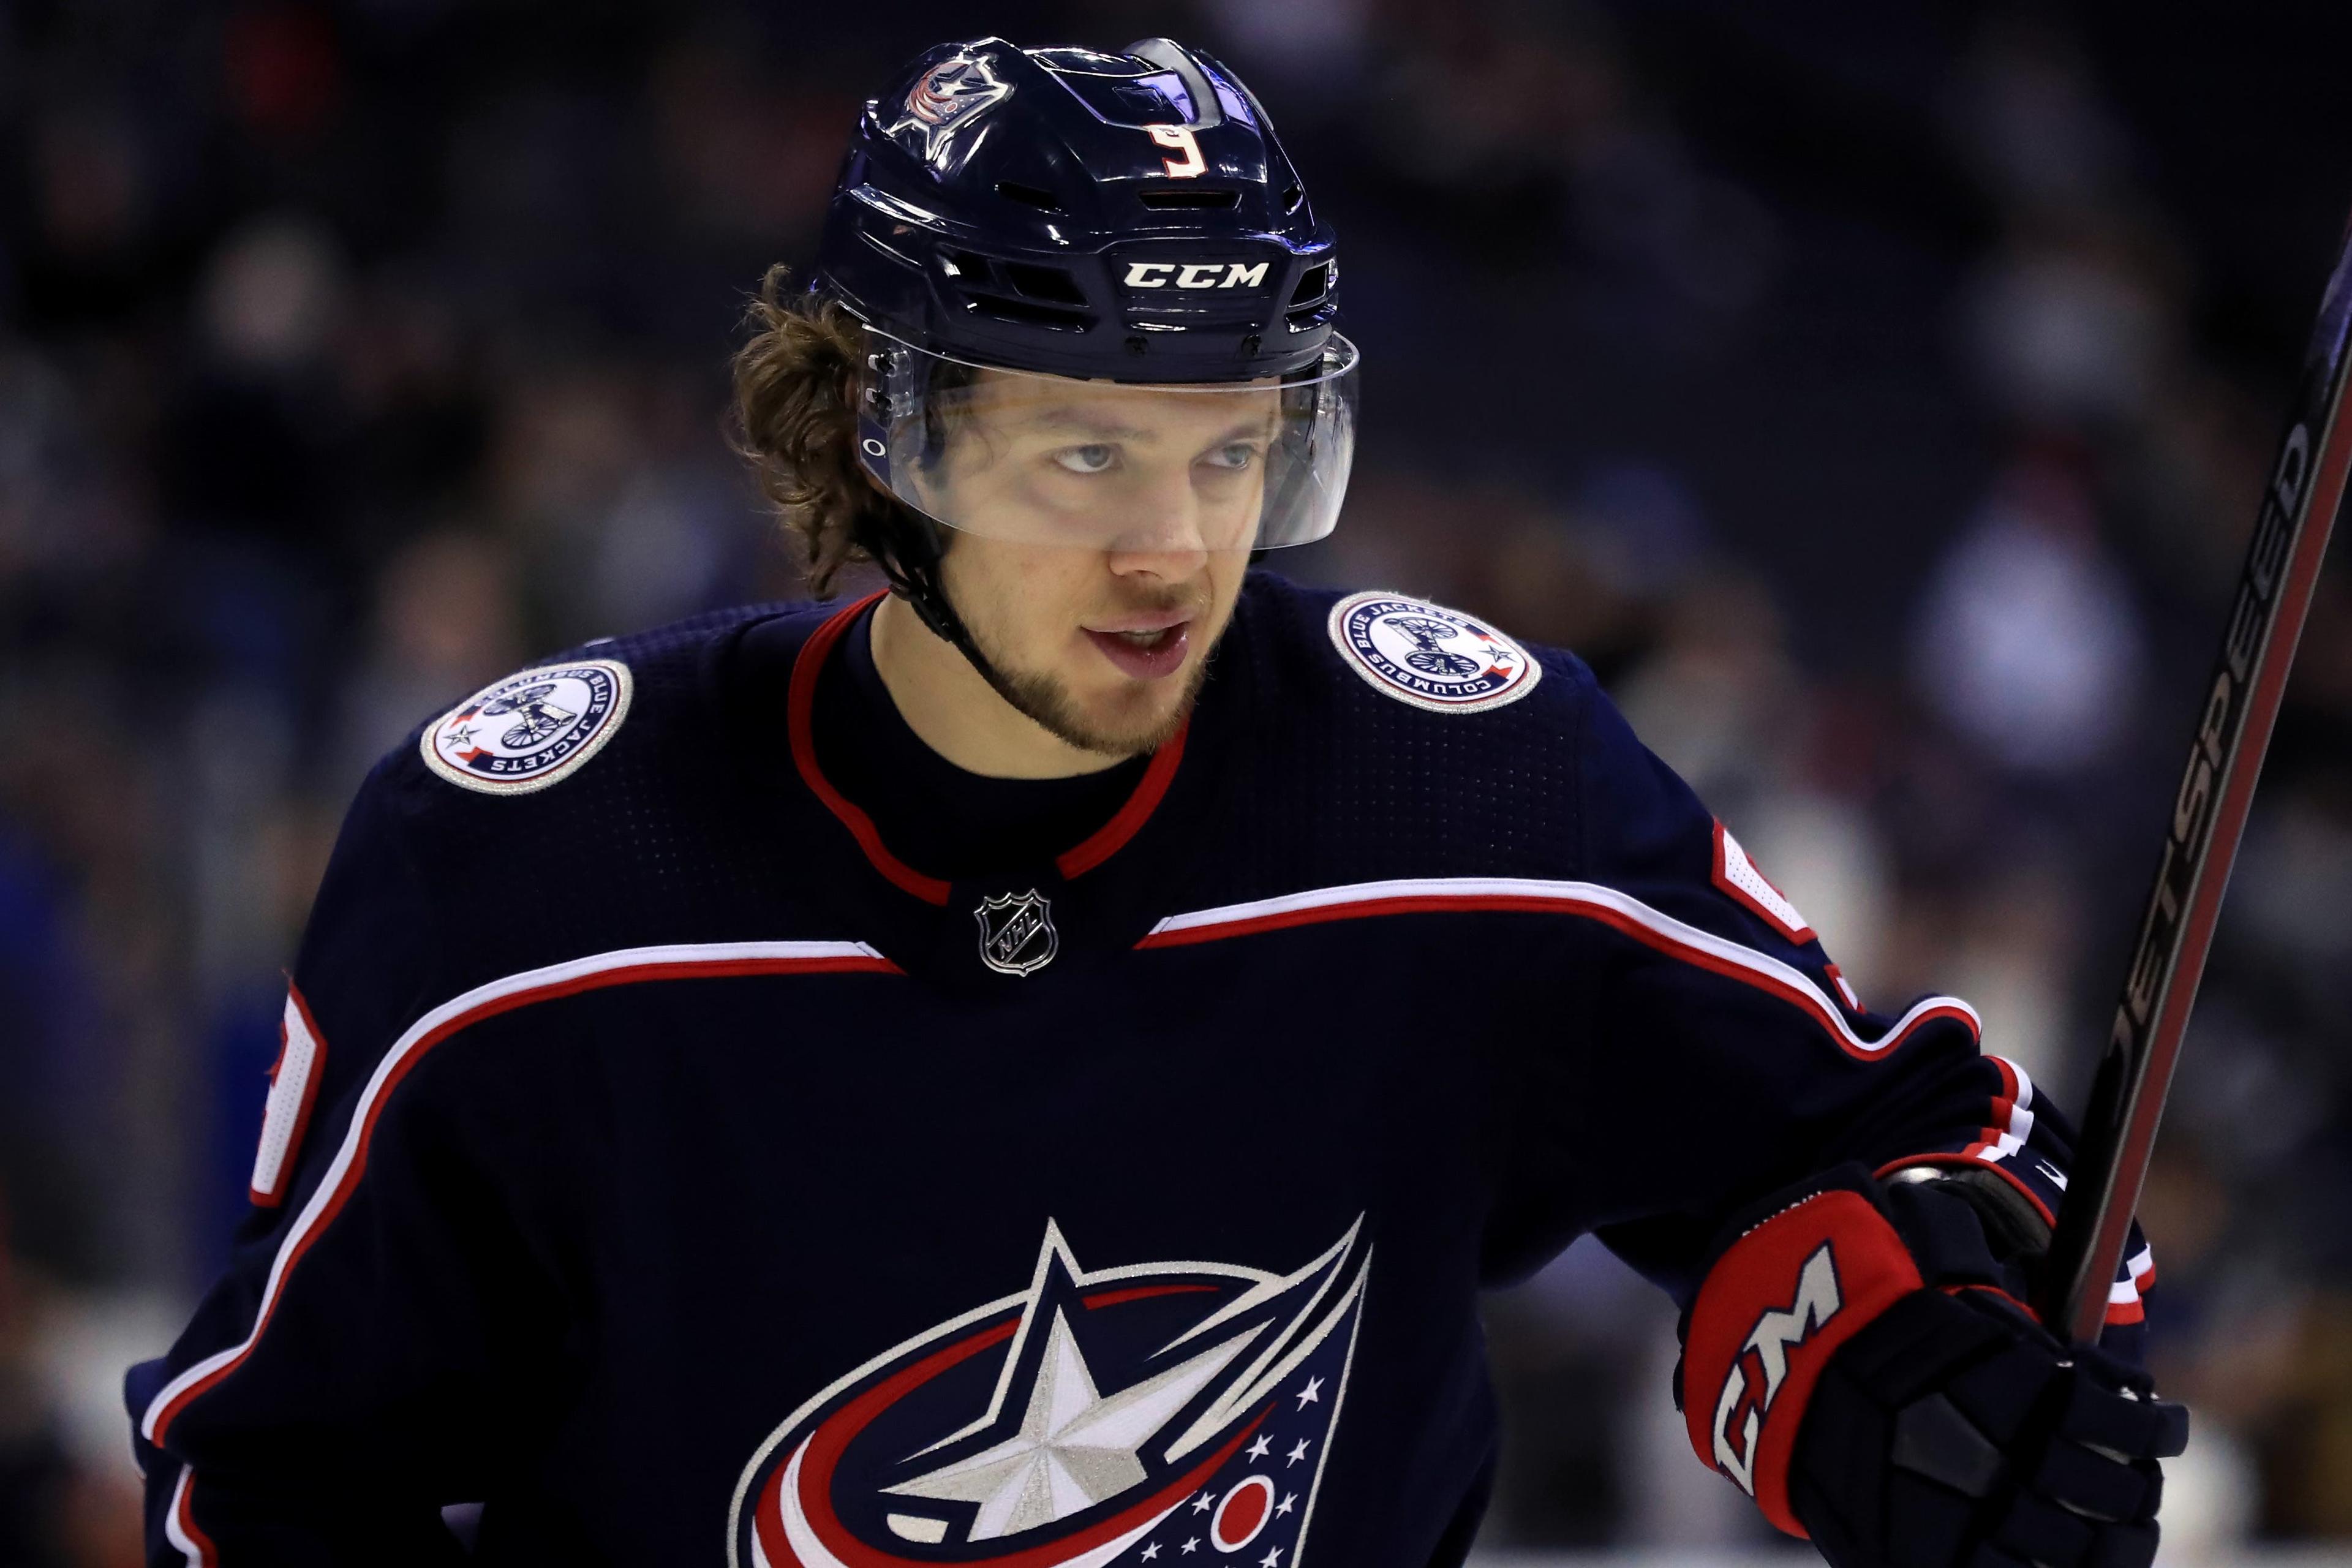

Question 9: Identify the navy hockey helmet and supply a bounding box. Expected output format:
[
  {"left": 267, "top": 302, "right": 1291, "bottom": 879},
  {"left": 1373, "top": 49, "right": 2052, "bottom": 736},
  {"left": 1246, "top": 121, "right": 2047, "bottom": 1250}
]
[
  {"left": 813, "top": 37, "right": 1343, "bottom": 383},
  {"left": 802, "top": 38, "right": 1360, "bottom": 690}
]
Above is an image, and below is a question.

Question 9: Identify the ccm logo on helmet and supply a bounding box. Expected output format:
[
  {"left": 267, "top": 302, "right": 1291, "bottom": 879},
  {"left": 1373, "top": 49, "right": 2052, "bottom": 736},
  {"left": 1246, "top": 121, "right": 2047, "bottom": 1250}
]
[
  {"left": 1123, "top": 260, "right": 1271, "bottom": 290},
  {"left": 1712, "top": 1242, "right": 1842, "bottom": 1495}
]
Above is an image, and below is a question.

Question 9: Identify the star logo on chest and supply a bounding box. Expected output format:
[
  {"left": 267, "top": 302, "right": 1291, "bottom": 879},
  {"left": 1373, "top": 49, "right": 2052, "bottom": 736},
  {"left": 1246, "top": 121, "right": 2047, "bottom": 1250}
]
[{"left": 883, "top": 1306, "right": 1248, "bottom": 1540}]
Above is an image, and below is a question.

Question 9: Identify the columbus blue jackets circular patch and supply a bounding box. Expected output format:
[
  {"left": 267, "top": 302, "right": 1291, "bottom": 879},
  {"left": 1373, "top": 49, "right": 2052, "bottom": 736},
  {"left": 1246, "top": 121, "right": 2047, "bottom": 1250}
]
[
  {"left": 1326, "top": 592, "right": 1542, "bottom": 714},
  {"left": 420, "top": 659, "right": 633, "bottom": 795}
]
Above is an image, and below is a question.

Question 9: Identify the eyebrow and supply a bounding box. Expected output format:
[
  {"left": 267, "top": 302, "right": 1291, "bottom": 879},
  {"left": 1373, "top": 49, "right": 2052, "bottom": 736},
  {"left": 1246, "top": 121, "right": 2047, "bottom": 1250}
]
[
  {"left": 1021, "top": 409, "right": 1157, "bottom": 441},
  {"left": 1016, "top": 408, "right": 1276, "bottom": 446}
]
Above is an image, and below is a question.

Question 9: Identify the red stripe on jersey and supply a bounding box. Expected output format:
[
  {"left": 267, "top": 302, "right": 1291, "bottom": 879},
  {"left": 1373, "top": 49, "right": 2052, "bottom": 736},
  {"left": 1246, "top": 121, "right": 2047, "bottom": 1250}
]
[
  {"left": 1140, "top": 880, "right": 1978, "bottom": 1063},
  {"left": 1057, "top": 718, "right": 1188, "bottom": 880},
  {"left": 169, "top": 1469, "right": 219, "bottom": 1567},
  {"left": 786, "top": 594, "right": 953, "bottom": 907}
]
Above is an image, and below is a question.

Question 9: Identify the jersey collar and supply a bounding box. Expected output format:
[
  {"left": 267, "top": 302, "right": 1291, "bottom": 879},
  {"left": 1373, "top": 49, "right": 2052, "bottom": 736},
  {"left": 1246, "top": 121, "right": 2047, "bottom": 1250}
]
[{"left": 783, "top": 591, "right": 1189, "bottom": 905}]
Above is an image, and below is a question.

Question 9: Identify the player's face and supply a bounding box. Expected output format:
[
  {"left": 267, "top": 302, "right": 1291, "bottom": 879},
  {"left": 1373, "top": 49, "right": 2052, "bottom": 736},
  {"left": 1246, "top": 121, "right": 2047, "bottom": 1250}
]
[
  {"left": 919, "top": 372, "right": 1281, "bottom": 553},
  {"left": 922, "top": 374, "right": 1264, "bottom": 755}
]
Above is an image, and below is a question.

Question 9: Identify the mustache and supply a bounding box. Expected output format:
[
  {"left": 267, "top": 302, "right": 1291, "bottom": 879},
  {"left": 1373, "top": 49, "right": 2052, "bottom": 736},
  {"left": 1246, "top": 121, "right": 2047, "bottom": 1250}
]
[{"left": 1093, "top": 584, "right": 1208, "bottom": 618}]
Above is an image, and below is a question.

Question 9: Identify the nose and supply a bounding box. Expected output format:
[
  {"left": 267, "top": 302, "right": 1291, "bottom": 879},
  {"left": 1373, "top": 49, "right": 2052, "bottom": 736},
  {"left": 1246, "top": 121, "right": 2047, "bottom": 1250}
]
[{"left": 1104, "top": 466, "right": 1211, "bottom": 579}]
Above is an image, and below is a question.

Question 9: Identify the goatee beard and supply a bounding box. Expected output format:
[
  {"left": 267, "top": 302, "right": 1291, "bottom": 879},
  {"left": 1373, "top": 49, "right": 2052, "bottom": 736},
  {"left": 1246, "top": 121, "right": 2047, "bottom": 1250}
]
[
  {"left": 990, "top": 653, "right": 1208, "bottom": 758},
  {"left": 943, "top": 575, "right": 1219, "bottom": 757}
]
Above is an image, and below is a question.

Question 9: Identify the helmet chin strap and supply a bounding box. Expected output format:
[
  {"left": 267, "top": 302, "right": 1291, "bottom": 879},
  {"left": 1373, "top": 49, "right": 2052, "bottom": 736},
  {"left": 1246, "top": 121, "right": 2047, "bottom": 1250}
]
[{"left": 861, "top": 498, "right": 1038, "bottom": 720}]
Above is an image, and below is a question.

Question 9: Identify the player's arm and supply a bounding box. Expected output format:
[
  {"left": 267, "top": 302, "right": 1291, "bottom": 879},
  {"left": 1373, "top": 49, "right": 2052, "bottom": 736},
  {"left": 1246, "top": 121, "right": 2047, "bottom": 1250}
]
[
  {"left": 1491, "top": 665, "right": 2184, "bottom": 1568},
  {"left": 124, "top": 763, "right": 520, "bottom": 1566}
]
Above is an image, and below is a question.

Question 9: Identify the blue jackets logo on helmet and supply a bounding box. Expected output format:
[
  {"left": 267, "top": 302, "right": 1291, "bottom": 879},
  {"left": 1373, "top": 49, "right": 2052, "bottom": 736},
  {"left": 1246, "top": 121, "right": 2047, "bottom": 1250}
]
[{"left": 886, "top": 51, "right": 1009, "bottom": 158}]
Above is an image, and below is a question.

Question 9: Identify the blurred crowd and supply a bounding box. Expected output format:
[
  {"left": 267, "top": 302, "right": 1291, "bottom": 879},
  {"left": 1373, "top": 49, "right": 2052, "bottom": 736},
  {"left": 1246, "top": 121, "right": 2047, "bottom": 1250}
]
[{"left": 2, "top": 2, "right": 2349, "bottom": 1561}]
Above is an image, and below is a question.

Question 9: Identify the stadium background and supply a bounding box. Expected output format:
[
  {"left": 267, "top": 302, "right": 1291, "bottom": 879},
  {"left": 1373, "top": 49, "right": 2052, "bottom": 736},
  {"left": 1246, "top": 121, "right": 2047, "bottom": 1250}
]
[{"left": 4, "top": 1, "right": 2351, "bottom": 1561}]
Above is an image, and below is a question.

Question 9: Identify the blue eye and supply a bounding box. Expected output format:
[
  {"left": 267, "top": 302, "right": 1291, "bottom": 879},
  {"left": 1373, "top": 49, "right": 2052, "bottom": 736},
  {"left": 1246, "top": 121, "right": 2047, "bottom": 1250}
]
[
  {"left": 1053, "top": 444, "right": 1116, "bottom": 474},
  {"left": 1204, "top": 443, "right": 1259, "bottom": 471}
]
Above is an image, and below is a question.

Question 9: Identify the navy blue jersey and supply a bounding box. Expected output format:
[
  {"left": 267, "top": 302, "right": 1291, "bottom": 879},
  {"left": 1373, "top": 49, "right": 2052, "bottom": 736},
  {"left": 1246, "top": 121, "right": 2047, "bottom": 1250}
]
[{"left": 126, "top": 575, "right": 2147, "bottom": 1567}]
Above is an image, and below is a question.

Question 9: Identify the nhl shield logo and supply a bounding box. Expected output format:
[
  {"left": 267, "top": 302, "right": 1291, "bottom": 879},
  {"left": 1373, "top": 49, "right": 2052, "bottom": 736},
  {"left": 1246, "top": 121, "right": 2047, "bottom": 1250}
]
[
  {"left": 974, "top": 889, "right": 1057, "bottom": 978},
  {"left": 1325, "top": 592, "right": 1542, "bottom": 715},
  {"left": 729, "top": 1219, "right": 1371, "bottom": 1568},
  {"left": 420, "top": 658, "right": 633, "bottom": 796}
]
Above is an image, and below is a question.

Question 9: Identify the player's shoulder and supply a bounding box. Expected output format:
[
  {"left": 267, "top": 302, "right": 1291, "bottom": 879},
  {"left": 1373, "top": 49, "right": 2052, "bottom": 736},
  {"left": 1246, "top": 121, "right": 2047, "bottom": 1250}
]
[
  {"left": 1233, "top": 571, "right": 1600, "bottom": 736},
  {"left": 314, "top": 597, "right": 846, "bottom": 999},
  {"left": 1199, "top": 575, "right": 1605, "bottom": 889},
  {"left": 363, "top": 600, "right": 823, "bottom": 817},
  {"left": 278, "top": 598, "right": 874, "bottom": 1110}
]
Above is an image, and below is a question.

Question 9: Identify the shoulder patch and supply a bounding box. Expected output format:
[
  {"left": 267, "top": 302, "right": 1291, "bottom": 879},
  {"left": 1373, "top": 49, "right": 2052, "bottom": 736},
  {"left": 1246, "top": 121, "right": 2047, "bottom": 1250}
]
[
  {"left": 1325, "top": 590, "right": 1542, "bottom": 714},
  {"left": 420, "top": 658, "right": 633, "bottom": 795}
]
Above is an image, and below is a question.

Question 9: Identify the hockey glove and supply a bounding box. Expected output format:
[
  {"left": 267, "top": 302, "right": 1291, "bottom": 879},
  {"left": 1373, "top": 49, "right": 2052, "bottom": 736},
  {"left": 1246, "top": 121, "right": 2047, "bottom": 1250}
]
[{"left": 1677, "top": 1167, "right": 2187, "bottom": 1568}]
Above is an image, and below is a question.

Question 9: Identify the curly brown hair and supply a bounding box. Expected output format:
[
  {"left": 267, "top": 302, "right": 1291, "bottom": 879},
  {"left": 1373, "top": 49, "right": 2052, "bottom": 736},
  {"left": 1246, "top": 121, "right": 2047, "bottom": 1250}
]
[{"left": 729, "top": 265, "right": 894, "bottom": 597}]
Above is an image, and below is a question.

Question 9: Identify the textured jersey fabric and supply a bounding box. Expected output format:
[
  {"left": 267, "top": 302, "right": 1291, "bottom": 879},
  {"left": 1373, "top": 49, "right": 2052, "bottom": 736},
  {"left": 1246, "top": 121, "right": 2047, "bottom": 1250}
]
[{"left": 125, "top": 572, "right": 2142, "bottom": 1568}]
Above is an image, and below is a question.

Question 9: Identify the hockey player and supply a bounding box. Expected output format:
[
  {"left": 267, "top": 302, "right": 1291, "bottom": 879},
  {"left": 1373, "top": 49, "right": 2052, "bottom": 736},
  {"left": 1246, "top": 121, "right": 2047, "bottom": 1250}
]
[{"left": 128, "top": 37, "right": 2183, "bottom": 1568}]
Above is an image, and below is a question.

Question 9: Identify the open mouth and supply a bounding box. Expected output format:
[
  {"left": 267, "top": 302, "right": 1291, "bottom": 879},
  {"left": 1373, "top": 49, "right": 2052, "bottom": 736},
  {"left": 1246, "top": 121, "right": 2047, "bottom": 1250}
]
[{"left": 1084, "top": 621, "right": 1192, "bottom": 680}]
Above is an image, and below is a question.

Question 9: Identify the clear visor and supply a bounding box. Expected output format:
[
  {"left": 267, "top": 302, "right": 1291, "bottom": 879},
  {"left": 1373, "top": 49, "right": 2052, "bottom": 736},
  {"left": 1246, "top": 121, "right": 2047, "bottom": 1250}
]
[{"left": 855, "top": 328, "right": 1359, "bottom": 552}]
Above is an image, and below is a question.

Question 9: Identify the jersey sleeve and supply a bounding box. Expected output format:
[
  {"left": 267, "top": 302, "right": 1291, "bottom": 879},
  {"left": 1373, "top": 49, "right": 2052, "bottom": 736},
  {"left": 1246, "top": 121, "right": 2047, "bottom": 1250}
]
[
  {"left": 124, "top": 761, "right": 519, "bottom": 1566},
  {"left": 1485, "top": 667, "right": 2150, "bottom": 1346}
]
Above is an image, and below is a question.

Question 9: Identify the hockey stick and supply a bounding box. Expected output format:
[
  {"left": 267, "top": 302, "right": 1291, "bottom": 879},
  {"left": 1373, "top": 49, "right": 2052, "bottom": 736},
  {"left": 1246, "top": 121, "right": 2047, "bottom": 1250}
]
[{"left": 2040, "top": 216, "right": 2352, "bottom": 1345}]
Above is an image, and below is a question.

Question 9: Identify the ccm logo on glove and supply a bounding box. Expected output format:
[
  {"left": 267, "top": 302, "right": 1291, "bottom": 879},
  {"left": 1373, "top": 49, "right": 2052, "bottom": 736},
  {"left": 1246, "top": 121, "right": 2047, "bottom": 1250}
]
[
  {"left": 1683, "top": 1189, "right": 1924, "bottom": 1534},
  {"left": 1713, "top": 1242, "right": 1841, "bottom": 1493}
]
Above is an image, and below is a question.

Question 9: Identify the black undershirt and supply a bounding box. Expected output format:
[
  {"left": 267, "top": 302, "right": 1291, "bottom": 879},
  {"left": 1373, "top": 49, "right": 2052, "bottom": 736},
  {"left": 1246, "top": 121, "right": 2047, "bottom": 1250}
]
[{"left": 811, "top": 605, "right": 1148, "bottom": 881}]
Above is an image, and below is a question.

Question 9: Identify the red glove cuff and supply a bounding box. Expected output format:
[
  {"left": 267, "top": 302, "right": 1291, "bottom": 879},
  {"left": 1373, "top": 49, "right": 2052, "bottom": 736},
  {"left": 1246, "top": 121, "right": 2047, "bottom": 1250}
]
[{"left": 1681, "top": 1188, "right": 1924, "bottom": 1535}]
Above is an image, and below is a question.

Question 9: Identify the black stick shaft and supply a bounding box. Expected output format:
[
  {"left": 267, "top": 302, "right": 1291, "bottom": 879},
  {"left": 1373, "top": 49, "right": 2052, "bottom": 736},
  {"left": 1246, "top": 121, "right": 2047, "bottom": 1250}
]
[{"left": 2041, "top": 219, "right": 2352, "bottom": 1344}]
